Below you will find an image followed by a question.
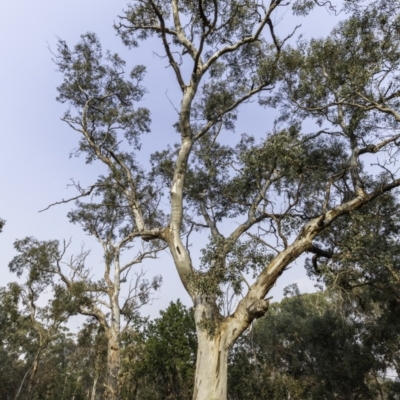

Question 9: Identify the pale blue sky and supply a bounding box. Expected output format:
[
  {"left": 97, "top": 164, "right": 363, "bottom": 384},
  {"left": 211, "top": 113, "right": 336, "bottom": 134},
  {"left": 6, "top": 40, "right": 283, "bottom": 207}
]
[{"left": 0, "top": 1, "right": 342, "bottom": 320}]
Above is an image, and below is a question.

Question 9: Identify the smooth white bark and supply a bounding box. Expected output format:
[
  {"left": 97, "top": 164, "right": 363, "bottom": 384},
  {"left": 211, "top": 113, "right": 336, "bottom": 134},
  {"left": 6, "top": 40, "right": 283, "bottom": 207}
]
[{"left": 193, "top": 331, "right": 229, "bottom": 400}]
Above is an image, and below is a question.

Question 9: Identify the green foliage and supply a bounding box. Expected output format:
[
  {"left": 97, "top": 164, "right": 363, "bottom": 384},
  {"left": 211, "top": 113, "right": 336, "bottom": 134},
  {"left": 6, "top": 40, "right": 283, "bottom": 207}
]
[
  {"left": 56, "top": 32, "right": 150, "bottom": 163},
  {"left": 123, "top": 300, "right": 197, "bottom": 399},
  {"left": 306, "top": 193, "right": 400, "bottom": 383},
  {"left": 228, "top": 288, "right": 392, "bottom": 399},
  {"left": 10, "top": 237, "right": 60, "bottom": 282},
  {"left": 6, "top": 0, "right": 400, "bottom": 397}
]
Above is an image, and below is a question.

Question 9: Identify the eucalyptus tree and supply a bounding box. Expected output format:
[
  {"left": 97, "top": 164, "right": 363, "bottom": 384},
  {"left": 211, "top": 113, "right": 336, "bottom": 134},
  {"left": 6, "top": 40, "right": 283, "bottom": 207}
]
[
  {"left": 72, "top": 320, "right": 108, "bottom": 400},
  {"left": 51, "top": 1, "right": 400, "bottom": 398},
  {"left": 11, "top": 184, "right": 162, "bottom": 399},
  {"left": 272, "top": 3, "right": 400, "bottom": 386},
  {"left": 252, "top": 288, "right": 381, "bottom": 399},
  {"left": 6, "top": 244, "right": 73, "bottom": 400},
  {"left": 0, "top": 284, "right": 29, "bottom": 399},
  {"left": 303, "top": 190, "right": 400, "bottom": 378},
  {"left": 0, "top": 283, "right": 78, "bottom": 400}
]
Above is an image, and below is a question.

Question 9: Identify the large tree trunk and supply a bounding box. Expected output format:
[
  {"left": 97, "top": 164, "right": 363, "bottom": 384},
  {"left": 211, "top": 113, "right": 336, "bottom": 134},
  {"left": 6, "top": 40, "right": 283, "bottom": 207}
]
[
  {"left": 192, "top": 298, "right": 250, "bottom": 400},
  {"left": 192, "top": 295, "right": 270, "bottom": 400},
  {"left": 193, "top": 329, "right": 230, "bottom": 400}
]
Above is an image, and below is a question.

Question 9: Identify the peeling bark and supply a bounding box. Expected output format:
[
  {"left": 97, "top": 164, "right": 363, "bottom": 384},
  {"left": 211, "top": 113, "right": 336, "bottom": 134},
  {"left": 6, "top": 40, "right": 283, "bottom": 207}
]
[
  {"left": 193, "top": 330, "right": 229, "bottom": 400},
  {"left": 192, "top": 297, "right": 253, "bottom": 400}
]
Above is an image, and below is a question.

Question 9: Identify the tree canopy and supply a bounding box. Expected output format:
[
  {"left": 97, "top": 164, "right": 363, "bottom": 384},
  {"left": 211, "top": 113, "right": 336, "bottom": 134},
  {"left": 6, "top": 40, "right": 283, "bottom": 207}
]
[{"left": 3, "top": 0, "right": 400, "bottom": 398}]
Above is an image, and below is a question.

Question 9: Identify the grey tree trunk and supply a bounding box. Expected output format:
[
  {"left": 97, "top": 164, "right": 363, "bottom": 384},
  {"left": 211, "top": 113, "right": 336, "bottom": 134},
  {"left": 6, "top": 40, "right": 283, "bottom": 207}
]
[
  {"left": 106, "top": 334, "right": 121, "bottom": 400},
  {"left": 71, "top": 375, "right": 82, "bottom": 400}
]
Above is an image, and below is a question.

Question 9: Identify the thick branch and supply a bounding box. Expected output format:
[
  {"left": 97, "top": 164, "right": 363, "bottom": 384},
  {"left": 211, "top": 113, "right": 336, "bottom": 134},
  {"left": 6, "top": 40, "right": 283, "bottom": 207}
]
[{"left": 231, "top": 177, "right": 400, "bottom": 327}]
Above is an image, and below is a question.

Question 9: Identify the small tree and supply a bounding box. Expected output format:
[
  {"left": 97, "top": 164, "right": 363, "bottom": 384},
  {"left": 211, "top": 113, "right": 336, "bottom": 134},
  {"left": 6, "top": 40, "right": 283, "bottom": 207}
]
[{"left": 52, "top": 1, "right": 400, "bottom": 398}]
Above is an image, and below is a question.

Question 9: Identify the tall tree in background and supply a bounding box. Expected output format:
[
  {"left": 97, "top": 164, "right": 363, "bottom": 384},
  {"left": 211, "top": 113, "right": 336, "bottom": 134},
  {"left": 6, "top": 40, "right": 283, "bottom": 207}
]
[
  {"left": 0, "top": 283, "right": 106, "bottom": 400},
  {"left": 276, "top": 0, "right": 400, "bottom": 384},
  {"left": 53, "top": 0, "right": 400, "bottom": 398},
  {"left": 10, "top": 183, "right": 162, "bottom": 399},
  {"left": 7, "top": 244, "right": 71, "bottom": 400},
  {"left": 228, "top": 287, "right": 400, "bottom": 399},
  {"left": 0, "top": 283, "right": 30, "bottom": 398}
]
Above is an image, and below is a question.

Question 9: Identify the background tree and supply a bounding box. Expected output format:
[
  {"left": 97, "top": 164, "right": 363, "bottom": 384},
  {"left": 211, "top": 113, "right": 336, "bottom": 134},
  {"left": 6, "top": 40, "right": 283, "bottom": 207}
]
[
  {"left": 272, "top": 2, "right": 400, "bottom": 386},
  {"left": 52, "top": 1, "right": 400, "bottom": 398},
  {"left": 0, "top": 284, "right": 108, "bottom": 400},
  {"left": 228, "top": 287, "right": 400, "bottom": 399},
  {"left": 10, "top": 183, "right": 162, "bottom": 399},
  {"left": 0, "top": 280, "right": 80, "bottom": 400},
  {"left": 304, "top": 191, "right": 400, "bottom": 382},
  {"left": 129, "top": 300, "right": 197, "bottom": 399},
  {"left": 58, "top": 319, "right": 109, "bottom": 400},
  {"left": 0, "top": 283, "right": 29, "bottom": 399},
  {"left": 7, "top": 241, "right": 73, "bottom": 400}
]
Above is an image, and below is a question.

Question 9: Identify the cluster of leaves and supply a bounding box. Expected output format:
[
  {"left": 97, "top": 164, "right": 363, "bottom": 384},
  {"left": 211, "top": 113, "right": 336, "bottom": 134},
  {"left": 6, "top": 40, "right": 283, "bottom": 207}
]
[
  {"left": 0, "top": 283, "right": 86, "bottom": 400},
  {"left": 56, "top": 33, "right": 150, "bottom": 159}
]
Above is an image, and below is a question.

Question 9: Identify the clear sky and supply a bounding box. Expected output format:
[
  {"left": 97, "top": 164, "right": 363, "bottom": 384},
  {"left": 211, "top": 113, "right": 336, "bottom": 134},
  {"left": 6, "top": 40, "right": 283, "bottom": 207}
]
[{"left": 0, "top": 1, "right": 343, "bottom": 321}]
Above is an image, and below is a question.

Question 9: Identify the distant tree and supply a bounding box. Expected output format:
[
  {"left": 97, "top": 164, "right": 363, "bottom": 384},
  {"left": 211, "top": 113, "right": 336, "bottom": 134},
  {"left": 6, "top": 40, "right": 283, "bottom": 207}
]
[
  {"left": 10, "top": 185, "right": 162, "bottom": 400},
  {"left": 71, "top": 320, "right": 109, "bottom": 400},
  {"left": 52, "top": 1, "right": 400, "bottom": 398},
  {"left": 129, "top": 300, "right": 197, "bottom": 399},
  {"left": 6, "top": 246, "right": 73, "bottom": 400},
  {"left": 0, "top": 278, "right": 80, "bottom": 400},
  {"left": 227, "top": 287, "right": 400, "bottom": 399},
  {"left": 0, "top": 283, "right": 28, "bottom": 399},
  {"left": 252, "top": 288, "right": 378, "bottom": 399},
  {"left": 305, "top": 192, "right": 400, "bottom": 382}
]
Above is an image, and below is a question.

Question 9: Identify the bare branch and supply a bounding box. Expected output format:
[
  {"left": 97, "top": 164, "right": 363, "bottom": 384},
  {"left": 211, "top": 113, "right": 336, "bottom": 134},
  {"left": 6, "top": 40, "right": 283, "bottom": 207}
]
[
  {"left": 150, "top": 0, "right": 186, "bottom": 91},
  {"left": 39, "top": 183, "right": 98, "bottom": 212}
]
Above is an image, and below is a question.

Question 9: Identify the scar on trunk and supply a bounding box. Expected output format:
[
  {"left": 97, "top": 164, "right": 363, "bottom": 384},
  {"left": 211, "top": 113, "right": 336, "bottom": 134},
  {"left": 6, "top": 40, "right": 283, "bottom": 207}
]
[
  {"left": 176, "top": 246, "right": 181, "bottom": 255},
  {"left": 216, "top": 350, "right": 221, "bottom": 377}
]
